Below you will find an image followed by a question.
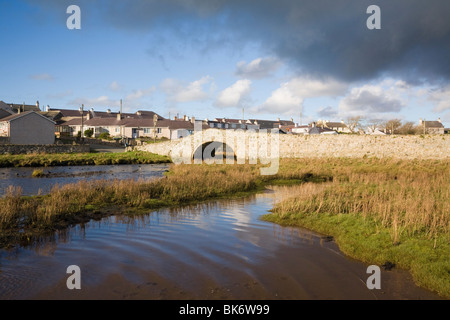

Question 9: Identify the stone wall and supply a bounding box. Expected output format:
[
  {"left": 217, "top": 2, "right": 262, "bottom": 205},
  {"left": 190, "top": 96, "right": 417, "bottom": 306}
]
[
  {"left": 0, "top": 144, "right": 90, "bottom": 155},
  {"left": 134, "top": 129, "right": 449, "bottom": 160}
]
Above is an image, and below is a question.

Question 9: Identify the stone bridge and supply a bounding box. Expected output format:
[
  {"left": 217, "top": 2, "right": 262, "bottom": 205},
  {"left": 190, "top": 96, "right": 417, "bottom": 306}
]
[
  {"left": 135, "top": 128, "right": 280, "bottom": 174},
  {"left": 134, "top": 129, "right": 449, "bottom": 172}
]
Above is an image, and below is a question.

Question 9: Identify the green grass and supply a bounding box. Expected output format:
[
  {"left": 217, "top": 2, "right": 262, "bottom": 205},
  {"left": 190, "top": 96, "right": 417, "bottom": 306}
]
[
  {"left": 260, "top": 158, "right": 449, "bottom": 298},
  {"left": 0, "top": 151, "right": 171, "bottom": 167}
]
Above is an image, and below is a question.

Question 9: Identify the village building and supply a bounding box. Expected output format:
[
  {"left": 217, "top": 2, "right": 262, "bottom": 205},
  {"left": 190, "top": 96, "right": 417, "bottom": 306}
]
[
  {"left": 419, "top": 118, "right": 445, "bottom": 134},
  {"left": 0, "top": 111, "right": 55, "bottom": 145}
]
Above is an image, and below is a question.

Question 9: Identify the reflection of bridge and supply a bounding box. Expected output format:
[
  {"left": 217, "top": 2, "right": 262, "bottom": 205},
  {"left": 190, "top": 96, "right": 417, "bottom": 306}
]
[{"left": 137, "top": 128, "right": 280, "bottom": 175}]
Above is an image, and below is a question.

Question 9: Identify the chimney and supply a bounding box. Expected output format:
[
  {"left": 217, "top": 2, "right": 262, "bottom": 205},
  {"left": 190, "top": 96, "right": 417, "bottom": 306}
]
[
  {"left": 46, "top": 105, "right": 50, "bottom": 112},
  {"left": 183, "top": 115, "right": 186, "bottom": 121},
  {"left": 438, "top": 118, "right": 441, "bottom": 123},
  {"left": 36, "top": 100, "right": 40, "bottom": 110},
  {"left": 107, "top": 109, "right": 111, "bottom": 114},
  {"left": 277, "top": 117, "right": 280, "bottom": 122},
  {"left": 290, "top": 117, "right": 293, "bottom": 123},
  {"left": 191, "top": 116, "right": 195, "bottom": 124},
  {"left": 419, "top": 118, "right": 423, "bottom": 126},
  {"left": 174, "top": 116, "right": 178, "bottom": 120},
  {"left": 117, "top": 112, "right": 122, "bottom": 121},
  {"left": 86, "top": 112, "right": 91, "bottom": 120}
]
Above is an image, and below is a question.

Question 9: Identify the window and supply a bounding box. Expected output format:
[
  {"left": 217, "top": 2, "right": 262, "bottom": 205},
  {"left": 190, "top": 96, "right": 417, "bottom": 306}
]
[
  {"left": 157, "top": 128, "right": 162, "bottom": 134},
  {"left": 143, "top": 128, "right": 151, "bottom": 134}
]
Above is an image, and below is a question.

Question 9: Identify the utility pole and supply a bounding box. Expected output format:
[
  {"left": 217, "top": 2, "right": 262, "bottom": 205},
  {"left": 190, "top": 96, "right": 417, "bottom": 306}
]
[
  {"left": 80, "top": 104, "right": 84, "bottom": 144},
  {"left": 300, "top": 111, "right": 303, "bottom": 126},
  {"left": 153, "top": 114, "right": 158, "bottom": 143},
  {"left": 242, "top": 107, "right": 245, "bottom": 120}
]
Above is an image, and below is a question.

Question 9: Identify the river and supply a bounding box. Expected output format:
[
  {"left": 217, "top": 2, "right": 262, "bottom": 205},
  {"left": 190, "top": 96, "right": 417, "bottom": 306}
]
[
  {"left": 0, "top": 185, "right": 441, "bottom": 300},
  {"left": 0, "top": 164, "right": 170, "bottom": 196}
]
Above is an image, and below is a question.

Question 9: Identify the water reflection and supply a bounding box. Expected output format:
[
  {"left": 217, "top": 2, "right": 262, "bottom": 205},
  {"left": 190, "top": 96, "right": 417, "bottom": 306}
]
[{"left": 0, "top": 164, "right": 170, "bottom": 196}]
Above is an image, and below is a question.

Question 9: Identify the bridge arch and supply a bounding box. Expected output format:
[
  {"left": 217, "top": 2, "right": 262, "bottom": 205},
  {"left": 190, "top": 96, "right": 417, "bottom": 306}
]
[{"left": 193, "top": 140, "right": 236, "bottom": 163}]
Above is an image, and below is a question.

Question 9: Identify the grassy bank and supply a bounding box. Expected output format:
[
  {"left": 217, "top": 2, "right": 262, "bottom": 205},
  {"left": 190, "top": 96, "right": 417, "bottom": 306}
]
[
  {"left": 0, "top": 157, "right": 448, "bottom": 297},
  {"left": 0, "top": 151, "right": 171, "bottom": 167},
  {"left": 261, "top": 158, "right": 449, "bottom": 298}
]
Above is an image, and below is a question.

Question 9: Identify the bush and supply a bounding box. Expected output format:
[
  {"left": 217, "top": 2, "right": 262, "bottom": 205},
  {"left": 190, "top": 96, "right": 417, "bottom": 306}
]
[
  {"left": 98, "top": 132, "right": 110, "bottom": 140},
  {"left": 84, "top": 129, "right": 93, "bottom": 138}
]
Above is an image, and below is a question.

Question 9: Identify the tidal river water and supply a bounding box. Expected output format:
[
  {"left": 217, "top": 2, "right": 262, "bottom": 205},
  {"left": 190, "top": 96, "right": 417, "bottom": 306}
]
[
  {"left": 0, "top": 164, "right": 170, "bottom": 196},
  {"left": 0, "top": 184, "right": 441, "bottom": 300}
]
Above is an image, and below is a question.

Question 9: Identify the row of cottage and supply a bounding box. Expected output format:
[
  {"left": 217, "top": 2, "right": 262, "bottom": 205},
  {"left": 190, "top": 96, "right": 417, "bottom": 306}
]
[
  {"left": 0, "top": 100, "right": 447, "bottom": 145},
  {"left": 0, "top": 100, "right": 299, "bottom": 144}
]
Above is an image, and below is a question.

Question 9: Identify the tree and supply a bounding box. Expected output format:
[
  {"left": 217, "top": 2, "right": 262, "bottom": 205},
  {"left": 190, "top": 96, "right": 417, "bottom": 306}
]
[
  {"left": 383, "top": 119, "right": 402, "bottom": 134},
  {"left": 346, "top": 116, "right": 363, "bottom": 133},
  {"left": 84, "top": 129, "right": 93, "bottom": 138},
  {"left": 397, "top": 122, "right": 419, "bottom": 135},
  {"left": 365, "top": 118, "right": 384, "bottom": 134}
]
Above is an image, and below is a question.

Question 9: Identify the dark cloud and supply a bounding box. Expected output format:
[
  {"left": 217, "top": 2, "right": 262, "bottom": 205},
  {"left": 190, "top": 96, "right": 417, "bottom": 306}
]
[
  {"left": 339, "top": 85, "right": 405, "bottom": 114},
  {"left": 317, "top": 106, "right": 339, "bottom": 119},
  {"left": 235, "top": 57, "right": 281, "bottom": 79},
  {"left": 29, "top": 0, "right": 450, "bottom": 83}
]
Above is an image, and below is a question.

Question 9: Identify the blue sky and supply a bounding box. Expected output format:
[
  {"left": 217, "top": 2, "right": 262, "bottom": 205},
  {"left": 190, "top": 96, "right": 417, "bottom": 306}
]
[{"left": 1, "top": 0, "right": 449, "bottom": 126}]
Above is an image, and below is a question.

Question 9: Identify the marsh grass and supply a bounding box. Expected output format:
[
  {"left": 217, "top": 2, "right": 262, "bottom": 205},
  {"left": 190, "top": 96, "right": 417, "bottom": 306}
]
[
  {"left": 0, "top": 151, "right": 170, "bottom": 167},
  {"left": 262, "top": 158, "right": 450, "bottom": 298}
]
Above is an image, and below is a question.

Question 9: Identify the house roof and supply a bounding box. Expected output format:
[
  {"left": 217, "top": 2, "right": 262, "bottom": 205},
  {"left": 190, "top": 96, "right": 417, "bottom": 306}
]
[
  {"left": 8, "top": 103, "right": 41, "bottom": 112},
  {"left": 0, "top": 109, "right": 14, "bottom": 120},
  {"left": 51, "top": 108, "right": 164, "bottom": 120},
  {"left": 325, "top": 121, "right": 347, "bottom": 128},
  {"left": 248, "top": 119, "right": 295, "bottom": 128},
  {"left": 0, "top": 111, "right": 56, "bottom": 124},
  {"left": 423, "top": 121, "right": 444, "bottom": 128},
  {"left": 214, "top": 118, "right": 243, "bottom": 124},
  {"left": 63, "top": 117, "right": 208, "bottom": 130}
]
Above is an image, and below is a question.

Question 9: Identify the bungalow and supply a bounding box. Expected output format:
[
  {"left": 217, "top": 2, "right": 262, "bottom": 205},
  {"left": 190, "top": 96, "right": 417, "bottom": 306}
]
[
  {"left": 318, "top": 120, "right": 351, "bottom": 133},
  {"left": 419, "top": 118, "right": 445, "bottom": 134},
  {"left": 291, "top": 125, "right": 310, "bottom": 134},
  {"left": 0, "top": 111, "right": 55, "bottom": 145},
  {"left": 123, "top": 118, "right": 209, "bottom": 140},
  {"left": 248, "top": 118, "right": 295, "bottom": 130}
]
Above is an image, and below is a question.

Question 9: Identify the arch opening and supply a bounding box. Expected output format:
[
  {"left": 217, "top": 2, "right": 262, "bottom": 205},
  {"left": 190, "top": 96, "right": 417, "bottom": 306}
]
[{"left": 193, "top": 141, "right": 236, "bottom": 163}]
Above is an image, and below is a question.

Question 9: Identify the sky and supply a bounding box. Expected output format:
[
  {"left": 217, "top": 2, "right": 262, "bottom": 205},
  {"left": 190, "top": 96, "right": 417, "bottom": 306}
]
[{"left": 1, "top": 0, "right": 450, "bottom": 126}]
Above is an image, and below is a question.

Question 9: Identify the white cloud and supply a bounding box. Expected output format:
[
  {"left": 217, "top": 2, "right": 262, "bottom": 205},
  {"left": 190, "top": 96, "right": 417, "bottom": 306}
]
[
  {"left": 338, "top": 84, "right": 405, "bottom": 117},
  {"left": 126, "top": 86, "right": 156, "bottom": 101},
  {"left": 235, "top": 57, "right": 281, "bottom": 79},
  {"left": 29, "top": 73, "right": 54, "bottom": 81},
  {"left": 428, "top": 86, "right": 450, "bottom": 113},
  {"left": 215, "top": 79, "right": 251, "bottom": 107},
  {"left": 260, "top": 83, "right": 304, "bottom": 115},
  {"left": 257, "top": 76, "right": 347, "bottom": 115},
  {"left": 160, "top": 76, "right": 214, "bottom": 103},
  {"left": 69, "top": 96, "right": 120, "bottom": 108}
]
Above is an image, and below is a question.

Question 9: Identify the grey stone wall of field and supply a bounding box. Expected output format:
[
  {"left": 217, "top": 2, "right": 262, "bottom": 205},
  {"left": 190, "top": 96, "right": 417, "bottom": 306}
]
[
  {"left": 134, "top": 129, "right": 449, "bottom": 160},
  {"left": 0, "top": 144, "right": 90, "bottom": 155}
]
